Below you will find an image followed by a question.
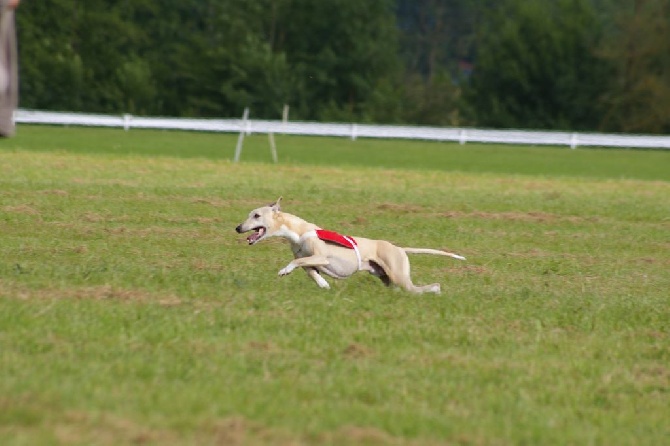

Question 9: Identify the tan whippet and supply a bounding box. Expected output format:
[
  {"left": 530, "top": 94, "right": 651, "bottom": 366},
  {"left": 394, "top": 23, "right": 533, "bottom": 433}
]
[{"left": 235, "top": 198, "right": 465, "bottom": 294}]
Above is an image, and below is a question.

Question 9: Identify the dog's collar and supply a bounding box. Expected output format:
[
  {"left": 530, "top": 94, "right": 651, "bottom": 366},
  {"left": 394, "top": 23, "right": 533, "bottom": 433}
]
[{"left": 300, "top": 229, "right": 362, "bottom": 271}]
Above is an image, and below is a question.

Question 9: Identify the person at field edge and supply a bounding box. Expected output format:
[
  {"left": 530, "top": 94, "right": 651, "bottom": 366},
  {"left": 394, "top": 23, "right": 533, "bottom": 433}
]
[{"left": 0, "top": 0, "right": 19, "bottom": 137}]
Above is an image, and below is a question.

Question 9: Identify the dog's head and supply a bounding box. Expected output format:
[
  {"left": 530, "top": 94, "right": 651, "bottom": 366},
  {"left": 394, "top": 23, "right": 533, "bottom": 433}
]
[{"left": 235, "top": 197, "right": 282, "bottom": 245}]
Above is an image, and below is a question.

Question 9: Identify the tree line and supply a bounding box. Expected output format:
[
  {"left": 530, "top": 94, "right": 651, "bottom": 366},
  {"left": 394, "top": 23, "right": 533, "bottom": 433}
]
[{"left": 16, "top": 0, "right": 670, "bottom": 133}]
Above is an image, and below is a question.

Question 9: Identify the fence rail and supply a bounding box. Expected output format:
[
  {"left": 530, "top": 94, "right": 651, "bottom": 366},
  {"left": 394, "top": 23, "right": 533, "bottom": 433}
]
[{"left": 14, "top": 109, "right": 670, "bottom": 150}]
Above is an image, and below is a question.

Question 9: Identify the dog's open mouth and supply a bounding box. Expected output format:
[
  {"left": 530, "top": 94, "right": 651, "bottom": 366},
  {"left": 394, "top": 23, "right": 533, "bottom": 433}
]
[{"left": 246, "top": 226, "right": 266, "bottom": 245}]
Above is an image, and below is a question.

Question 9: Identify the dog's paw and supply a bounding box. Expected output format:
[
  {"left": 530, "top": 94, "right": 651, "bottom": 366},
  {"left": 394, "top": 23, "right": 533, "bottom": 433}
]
[
  {"left": 278, "top": 264, "right": 296, "bottom": 276},
  {"left": 315, "top": 277, "right": 330, "bottom": 289}
]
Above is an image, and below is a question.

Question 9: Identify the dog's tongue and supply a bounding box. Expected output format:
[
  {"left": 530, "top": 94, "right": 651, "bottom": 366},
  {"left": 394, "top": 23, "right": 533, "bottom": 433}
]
[
  {"left": 247, "top": 228, "right": 265, "bottom": 244},
  {"left": 247, "top": 233, "right": 260, "bottom": 244}
]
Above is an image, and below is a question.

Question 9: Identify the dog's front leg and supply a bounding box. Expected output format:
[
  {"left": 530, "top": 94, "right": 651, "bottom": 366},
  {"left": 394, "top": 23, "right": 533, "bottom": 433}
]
[{"left": 278, "top": 255, "right": 329, "bottom": 277}]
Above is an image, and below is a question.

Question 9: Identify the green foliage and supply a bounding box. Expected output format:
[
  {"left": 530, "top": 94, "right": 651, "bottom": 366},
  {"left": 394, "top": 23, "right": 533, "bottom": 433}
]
[
  {"left": 598, "top": 0, "right": 670, "bottom": 133},
  {"left": 147, "top": 1, "right": 295, "bottom": 118},
  {"left": 16, "top": 0, "right": 85, "bottom": 110},
  {"left": 400, "top": 70, "right": 464, "bottom": 126},
  {"left": 13, "top": 0, "right": 670, "bottom": 132},
  {"left": 17, "top": 0, "right": 400, "bottom": 121},
  {"left": 115, "top": 57, "right": 157, "bottom": 115},
  {"left": 271, "top": 0, "right": 401, "bottom": 121},
  {"left": 465, "top": 0, "right": 610, "bottom": 130}
]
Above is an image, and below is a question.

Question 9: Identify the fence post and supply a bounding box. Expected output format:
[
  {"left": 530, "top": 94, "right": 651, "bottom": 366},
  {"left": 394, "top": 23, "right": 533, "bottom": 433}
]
[
  {"left": 281, "top": 104, "right": 289, "bottom": 135},
  {"left": 570, "top": 133, "right": 578, "bottom": 150},
  {"left": 123, "top": 114, "right": 132, "bottom": 131},
  {"left": 351, "top": 123, "right": 358, "bottom": 141},
  {"left": 233, "top": 108, "right": 250, "bottom": 162},
  {"left": 268, "top": 133, "right": 278, "bottom": 163},
  {"left": 459, "top": 129, "right": 467, "bottom": 145}
]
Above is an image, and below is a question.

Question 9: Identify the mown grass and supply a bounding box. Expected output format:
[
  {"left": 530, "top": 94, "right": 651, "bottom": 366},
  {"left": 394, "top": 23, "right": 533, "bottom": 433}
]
[
  {"left": 10, "top": 124, "right": 670, "bottom": 181},
  {"left": 1, "top": 126, "right": 669, "bottom": 445}
]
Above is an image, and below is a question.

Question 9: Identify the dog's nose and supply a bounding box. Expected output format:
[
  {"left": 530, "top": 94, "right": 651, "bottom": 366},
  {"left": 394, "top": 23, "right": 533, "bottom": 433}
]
[{"left": 235, "top": 224, "right": 243, "bottom": 233}]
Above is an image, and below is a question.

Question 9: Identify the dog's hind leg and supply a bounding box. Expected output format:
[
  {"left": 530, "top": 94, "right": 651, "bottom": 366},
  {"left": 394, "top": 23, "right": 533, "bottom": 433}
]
[
  {"left": 368, "top": 260, "right": 391, "bottom": 287},
  {"left": 393, "top": 274, "right": 441, "bottom": 294},
  {"left": 306, "top": 268, "right": 330, "bottom": 289},
  {"left": 375, "top": 243, "right": 441, "bottom": 294}
]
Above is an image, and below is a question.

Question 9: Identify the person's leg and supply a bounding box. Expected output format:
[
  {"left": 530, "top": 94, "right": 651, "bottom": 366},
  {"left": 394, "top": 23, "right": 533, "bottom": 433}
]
[{"left": 0, "top": 9, "right": 17, "bottom": 137}]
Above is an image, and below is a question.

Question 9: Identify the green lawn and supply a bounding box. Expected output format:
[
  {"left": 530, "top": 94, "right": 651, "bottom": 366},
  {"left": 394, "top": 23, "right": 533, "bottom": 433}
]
[
  {"left": 1, "top": 125, "right": 669, "bottom": 445},
  {"left": 10, "top": 124, "right": 670, "bottom": 180}
]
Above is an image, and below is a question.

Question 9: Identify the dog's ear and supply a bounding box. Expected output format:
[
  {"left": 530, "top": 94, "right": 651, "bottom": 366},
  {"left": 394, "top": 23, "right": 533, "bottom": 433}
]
[{"left": 271, "top": 196, "right": 282, "bottom": 212}]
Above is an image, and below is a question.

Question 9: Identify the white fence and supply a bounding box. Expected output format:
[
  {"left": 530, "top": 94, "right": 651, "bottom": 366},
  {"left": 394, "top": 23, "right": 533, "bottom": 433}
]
[{"left": 14, "top": 108, "right": 670, "bottom": 150}]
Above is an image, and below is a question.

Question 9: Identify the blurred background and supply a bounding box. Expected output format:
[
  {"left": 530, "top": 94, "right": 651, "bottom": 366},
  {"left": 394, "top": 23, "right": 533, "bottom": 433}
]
[{"left": 16, "top": 0, "right": 670, "bottom": 133}]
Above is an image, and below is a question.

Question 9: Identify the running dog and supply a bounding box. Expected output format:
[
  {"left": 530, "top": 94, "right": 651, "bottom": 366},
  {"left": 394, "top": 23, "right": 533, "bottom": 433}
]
[{"left": 235, "top": 198, "right": 465, "bottom": 294}]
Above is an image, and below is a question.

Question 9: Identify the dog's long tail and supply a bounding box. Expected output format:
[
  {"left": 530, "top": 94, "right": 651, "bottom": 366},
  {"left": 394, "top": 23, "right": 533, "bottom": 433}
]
[{"left": 403, "top": 247, "right": 466, "bottom": 261}]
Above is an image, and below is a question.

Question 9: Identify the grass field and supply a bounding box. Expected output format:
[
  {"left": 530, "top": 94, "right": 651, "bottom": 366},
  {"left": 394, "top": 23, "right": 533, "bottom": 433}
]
[{"left": 1, "top": 125, "right": 669, "bottom": 445}]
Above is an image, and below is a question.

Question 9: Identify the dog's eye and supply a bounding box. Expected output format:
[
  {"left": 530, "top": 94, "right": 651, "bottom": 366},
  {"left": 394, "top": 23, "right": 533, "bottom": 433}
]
[{"left": 253, "top": 213, "right": 260, "bottom": 219}]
